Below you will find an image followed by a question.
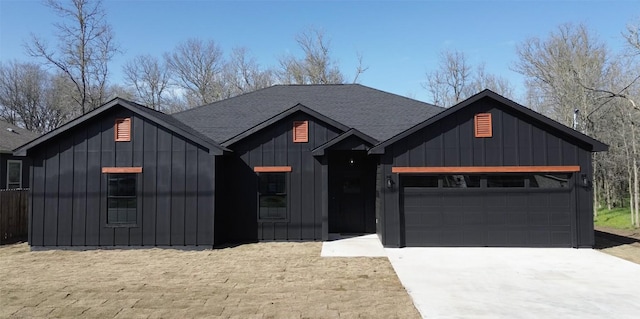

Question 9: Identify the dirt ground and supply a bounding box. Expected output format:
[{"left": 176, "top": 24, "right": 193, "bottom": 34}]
[
  {"left": 595, "top": 226, "right": 640, "bottom": 264},
  {"left": 0, "top": 242, "right": 420, "bottom": 319}
]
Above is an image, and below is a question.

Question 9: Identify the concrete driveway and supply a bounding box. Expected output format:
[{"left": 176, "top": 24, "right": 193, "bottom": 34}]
[{"left": 386, "top": 247, "right": 640, "bottom": 319}]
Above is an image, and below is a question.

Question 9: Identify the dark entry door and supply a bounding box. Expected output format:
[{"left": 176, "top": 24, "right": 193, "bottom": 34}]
[{"left": 328, "top": 151, "right": 375, "bottom": 234}]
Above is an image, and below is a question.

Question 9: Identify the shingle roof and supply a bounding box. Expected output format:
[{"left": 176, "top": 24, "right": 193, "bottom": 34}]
[
  {"left": 126, "top": 99, "right": 227, "bottom": 151},
  {"left": 172, "top": 84, "right": 443, "bottom": 143},
  {"left": 0, "top": 120, "right": 39, "bottom": 152}
]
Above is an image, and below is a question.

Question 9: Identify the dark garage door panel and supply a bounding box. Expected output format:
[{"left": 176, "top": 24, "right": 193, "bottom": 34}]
[{"left": 403, "top": 189, "right": 574, "bottom": 247}]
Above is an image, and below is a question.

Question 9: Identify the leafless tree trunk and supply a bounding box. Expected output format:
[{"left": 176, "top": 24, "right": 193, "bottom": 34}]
[
  {"left": 277, "top": 28, "right": 367, "bottom": 85},
  {"left": 0, "top": 61, "right": 75, "bottom": 133},
  {"left": 123, "top": 55, "right": 171, "bottom": 111},
  {"left": 26, "top": 0, "right": 118, "bottom": 114},
  {"left": 164, "top": 38, "right": 225, "bottom": 107},
  {"left": 424, "top": 50, "right": 514, "bottom": 107},
  {"left": 424, "top": 50, "right": 471, "bottom": 107},
  {"left": 221, "top": 47, "right": 274, "bottom": 99}
]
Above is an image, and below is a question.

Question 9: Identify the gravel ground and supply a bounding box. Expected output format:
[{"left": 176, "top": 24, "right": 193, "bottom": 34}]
[{"left": 0, "top": 242, "right": 420, "bottom": 319}]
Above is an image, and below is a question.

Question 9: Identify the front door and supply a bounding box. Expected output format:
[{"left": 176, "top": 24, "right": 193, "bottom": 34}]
[{"left": 328, "top": 151, "right": 375, "bottom": 234}]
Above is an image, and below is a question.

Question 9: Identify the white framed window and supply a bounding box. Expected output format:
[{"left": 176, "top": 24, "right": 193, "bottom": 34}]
[{"left": 7, "top": 160, "right": 22, "bottom": 189}]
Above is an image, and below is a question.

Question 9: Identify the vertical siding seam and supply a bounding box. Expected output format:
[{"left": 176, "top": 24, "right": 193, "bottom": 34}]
[
  {"left": 140, "top": 122, "right": 144, "bottom": 246},
  {"left": 28, "top": 161, "right": 32, "bottom": 244},
  {"left": 456, "top": 121, "right": 461, "bottom": 166},
  {"left": 183, "top": 141, "right": 186, "bottom": 246},
  {"left": 195, "top": 149, "right": 199, "bottom": 246},
  {"left": 528, "top": 123, "right": 533, "bottom": 165},
  {"left": 514, "top": 118, "right": 519, "bottom": 165},
  {"left": 55, "top": 144, "right": 60, "bottom": 246},
  {"left": 439, "top": 124, "right": 445, "bottom": 166},
  {"left": 499, "top": 111, "right": 504, "bottom": 166},
  {"left": 41, "top": 156, "right": 46, "bottom": 246},
  {"left": 542, "top": 131, "right": 548, "bottom": 165},
  {"left": 154, "top": 126, "right": 158, "bottom": 245},
  {"left": 70, "top": 140, "right": 75, "bottom": 246},
  {"left": 311, "top": 124, "right": 315, "bottom": 240},
  {"left": 98, "top": 125, "right": 103, "bottom": 246},
  {"left": 169, "top": 134, "right": 173, "bottom": 246},
  {"left": 84, "top": 133, "right": 88, "bottom": 246},
  {"left": 559, "top": 137, "right": 564, "bottom": 164}
]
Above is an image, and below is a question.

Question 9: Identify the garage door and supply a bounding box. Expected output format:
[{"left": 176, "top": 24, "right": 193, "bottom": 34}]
[{"left": 402, "top": 174, "right": 575, "bottom": 247}]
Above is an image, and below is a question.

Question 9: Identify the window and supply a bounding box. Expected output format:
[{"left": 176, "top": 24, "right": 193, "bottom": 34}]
[
  {"left": 474, "top": 113, "right": 492, "bottom": 138},
  {"left": 107, "top": 174, "right": 137, "bottom": 225},
  {"left": 258, "top": 173, "right": 287, "bottom": 220},
  {"left": 293, "top": 121, "right": 308, "bottom": 143},
  {"left": 403, "top": 175, "right": 438, "bottom": 187},
  {"left": 114, "top": 118, "right": 131, "bottom": 142},
  {"left": 6, "top": 160, "right": 22, "bottom": 189},
  {"left": 442, "top": 175, "right": 481, "bottom": 188},
  {"left": 530, "top": 174, "right": 572, "bottom": 188},
  {"left": 486, "top": 175, "right": 527, "bottom": 188}
]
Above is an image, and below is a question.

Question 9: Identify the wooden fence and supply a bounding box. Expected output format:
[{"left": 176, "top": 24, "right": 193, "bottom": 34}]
[{"left": 0, "top": 189, "right": 28, "bottom": 244}]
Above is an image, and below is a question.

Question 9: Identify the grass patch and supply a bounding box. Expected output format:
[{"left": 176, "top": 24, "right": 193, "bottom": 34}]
[{"left": 594, "top": 207, "right": 634, "bottom": 229}]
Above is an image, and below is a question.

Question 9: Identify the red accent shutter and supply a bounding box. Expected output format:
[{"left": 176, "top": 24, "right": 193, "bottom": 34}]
[
  {"left": 115, "top": 118, "right": 131, "bottom": 142},
  {"left": 293, "top": 121, "right": 308, "bottom": 143},
  {"left": 474, "top": 113, "right": 492, "bottom": 138}
]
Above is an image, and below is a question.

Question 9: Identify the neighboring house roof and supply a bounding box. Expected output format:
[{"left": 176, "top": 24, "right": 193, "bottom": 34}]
[
  {"left": 370, "top": 89, "right": 609, "bottom": 154},
  {"left": 14, "top": 98, "right": 228, "bottom": 156},
  {"left": 172, "top": 84, "right": 444, "bottom": 143},
  {"left": 0, "top": 120, "right": 39, "bottom": 153}
]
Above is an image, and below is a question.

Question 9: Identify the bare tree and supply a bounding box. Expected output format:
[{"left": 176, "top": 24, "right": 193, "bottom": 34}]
[
  {"left": 472, "top": 63, "right": 515, "bottom": 98},
  {"left": 0, "top": 61, "right": 75, "bottom": 133},
  {"left": 513, "top": 23, "right": 607, "bottom": 128},
  {"left": 514, "top": 22, "right": 640, "bottom": 225},
  {"left": 26, "top": 0, "right": 118, "bottom": 114},
  {"left": 424, "top": 50, "right": 513, "bottom": 107},
  {"left": 221, "top": 47, "right": 274, "bottom": 98},
  {"left": 123, "top": 55, "right": 171, "bottom": 111},
  {"left": 277, "top": 28, "right": 367, "bottom": 84},
  {"left": 624, "top": 19, "right": 640, "bottom": 55},
  {"left": 425, "top": 50, "right": 471, "bottom": 107},
  {"left": 164, "top": 38, "right": 225, "bottom": 107}
]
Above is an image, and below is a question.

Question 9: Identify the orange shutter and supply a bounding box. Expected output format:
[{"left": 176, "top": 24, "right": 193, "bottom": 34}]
[
  {"left": 115, "top": 118, "right": 131, "bottom": 142},
  {"left": 293, "top": 121, "right": 308, "bottom": 143},
  {"left": 474, "top": 113, "right": 492, "bottom": 138}
]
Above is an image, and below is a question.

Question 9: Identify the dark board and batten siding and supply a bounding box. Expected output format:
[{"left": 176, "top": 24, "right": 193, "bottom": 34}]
[
  {"left": 217, "top": 112, "right": 341, "bottom": 243},
  {"left": 29, "top": 107, "right": 216, "bottom": 247},
  {"left": 380, "top": 97, "right": 595, "bottom": 247}
]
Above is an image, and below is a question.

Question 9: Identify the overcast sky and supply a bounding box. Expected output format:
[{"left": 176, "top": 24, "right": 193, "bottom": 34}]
[{"left": 0, "top": 0, "right": 636, "bottom": 103}]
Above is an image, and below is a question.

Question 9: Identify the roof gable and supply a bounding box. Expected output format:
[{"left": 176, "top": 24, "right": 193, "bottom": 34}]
[
  {"left": 311, "top": 128, "right": 378, "bottom": 156},
  {"left": 370, "top": 89, "right": 608, "bottom": 154},
  {"left": 222, "top": 103, "right": 350, "bottom": 147},
  {"left": 14, "top": 98, "right": 228, "bottom": 156},
  {"left": 172, "top": 84, "right": 443, "bottom": 143}
]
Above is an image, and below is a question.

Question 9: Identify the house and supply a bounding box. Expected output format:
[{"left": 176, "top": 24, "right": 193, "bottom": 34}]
[
  {"left": 14, "top": 85, "right": 608, "bottom": 248},
  {"left": 0, "top": 120, "right": 38, "bottom": 190}
]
